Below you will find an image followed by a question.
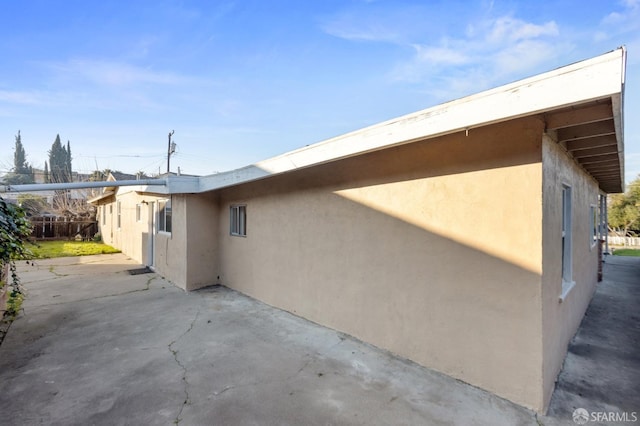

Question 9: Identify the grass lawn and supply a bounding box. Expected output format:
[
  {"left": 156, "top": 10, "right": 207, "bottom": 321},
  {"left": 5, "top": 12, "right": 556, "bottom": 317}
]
[
  {"left": 612, "top": 248, "right": 640, "bottom": 257},
  {"left": 27, "top": 240, "right": 121, "bottom": 259}
]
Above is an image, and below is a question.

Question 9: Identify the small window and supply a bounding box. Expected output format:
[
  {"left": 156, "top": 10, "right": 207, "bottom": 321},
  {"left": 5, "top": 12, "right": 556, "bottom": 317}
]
[
  {"left": 560, "top": 185, "right": 574, "bottom": 301},
  {"left": 102, "top": 205, "right": 106, "bottom": 225},
  {"left": 590, "top": 205, "right": 597, "bottom": 247},
  {"left": 116, "top": 201, "right": 121, "bottom": 229},
  {"left": 136, "top": 204, "right": 142, "bottom": 222},
  {"left": 230, "top": 205, "right": 246, "bottom": 236},
  {"left": 158, "top": 198, "right": 172, "bottom": 233}
]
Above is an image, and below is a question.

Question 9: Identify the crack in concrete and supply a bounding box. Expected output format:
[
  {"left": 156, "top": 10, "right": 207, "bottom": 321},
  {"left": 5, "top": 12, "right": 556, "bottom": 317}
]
[
  {"left": 168, "top": 309, "right": 200, "bottom": 425},
  {"left": 48, "top": 266, "right": 69, "bottom": 277},
  {"left": 30, "top": 276, "right": 159, "bottom": 308},
  {"left": 215, "top": 385, "right": 235, "bottom": 396}
]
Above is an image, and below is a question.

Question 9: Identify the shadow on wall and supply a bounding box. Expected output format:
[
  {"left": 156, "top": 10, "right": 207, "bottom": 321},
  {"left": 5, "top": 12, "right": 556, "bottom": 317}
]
[{"left": 216, "top": 117, "right": 549, "bottom": 410}]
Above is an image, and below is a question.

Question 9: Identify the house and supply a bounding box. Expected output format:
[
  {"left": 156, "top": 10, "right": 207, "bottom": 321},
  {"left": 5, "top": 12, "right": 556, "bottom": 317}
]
[{"left": 89, "top": 48, "right": 626, "bottom": 413}]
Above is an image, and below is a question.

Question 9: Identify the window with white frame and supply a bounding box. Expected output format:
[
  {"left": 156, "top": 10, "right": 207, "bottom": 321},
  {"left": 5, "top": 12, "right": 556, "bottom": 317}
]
[
  {"left": 116, "top": 201, "right": 122, "bottom": 229},
  {"left": 136, "top": 204, "right": 142, "bottom": 222},
  {"left": 598, "top": 194, "right": 607, "bottom": 240},
  {"left": 230, "top": 205, "right": 246, "bottom": 236},
  {"left": 102, "top": 205, "right": 106, "bottom": 225},
  {"left": 561, "top": 185, "right": 574, "bottom": 300},
  {"left": 590, "top": 205, "right": 597, "bottom": 247},
  {"left": 158, "top": 198, "right": 172, "bottom": 233}
]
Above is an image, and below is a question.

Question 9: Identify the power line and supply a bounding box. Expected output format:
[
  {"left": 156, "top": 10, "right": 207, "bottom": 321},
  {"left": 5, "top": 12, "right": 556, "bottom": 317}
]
[{"left": 75, "top": 154, "right": 165, "bottom": 159}]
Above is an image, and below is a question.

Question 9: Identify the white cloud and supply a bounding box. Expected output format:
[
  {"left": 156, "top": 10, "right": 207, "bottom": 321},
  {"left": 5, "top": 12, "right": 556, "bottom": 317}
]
[
  {"left": 320, "top": 17, "right": 400, "bottom": 43},
  {"left": 412, "top": 45, "right": 470, "bottom": 66},
  {"left": 599, "top": 0, "right": 640, "bottom": 29},
  {"left": 486, "top": 17, "right": 558, "bottom": 44},
  {"left": 49, "top": 59, "right": 191, "bottom": 87},
  {"left": 602, "top": 11, "right": 626, "bottom": 25},
  {"left": 0, "top": 90, "right": 46, "bottom": 105},
  {"left": 493, "top": 39, "right": 560, "bottom": 75},
  {"left": 388, "top": 14, "right": 564, "bottom": 99}
]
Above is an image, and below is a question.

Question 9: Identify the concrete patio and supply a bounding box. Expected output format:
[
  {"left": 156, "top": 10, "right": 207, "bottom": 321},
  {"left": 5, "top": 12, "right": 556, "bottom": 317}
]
[{"left": 0, "top": 253, "right": 637, "bottom": 425}]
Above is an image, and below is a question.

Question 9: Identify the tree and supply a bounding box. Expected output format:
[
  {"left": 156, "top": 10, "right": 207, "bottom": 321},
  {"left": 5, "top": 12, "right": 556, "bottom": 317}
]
[
  {"left": 48, "top": 135, "right": 75, "bottom": 212},
  {"left": 43, "top": 161, "right": 50, "bottom": 183},
  {"left": 48, "top": 134, "right": 71, "bottom": 184},
  {"left": 608, "top": 175, "right": 640, "bottom": 236},
  {"left": 17, "top": 194, "right": 48, "bottom": 217},
  {"left": 3, "top": 131, "right": 34, "bottom": 185},
  {"left": 66, "top": 140, "right": 72, "bottom": 181},
  {"left": 89, "top": 169, "right": 111, "bottom": 182}
]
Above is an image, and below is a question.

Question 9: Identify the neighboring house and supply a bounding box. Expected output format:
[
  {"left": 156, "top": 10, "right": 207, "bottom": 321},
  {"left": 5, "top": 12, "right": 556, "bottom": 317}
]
[{"left": 89, "top": 48, "right": 626, "bottom": 413}]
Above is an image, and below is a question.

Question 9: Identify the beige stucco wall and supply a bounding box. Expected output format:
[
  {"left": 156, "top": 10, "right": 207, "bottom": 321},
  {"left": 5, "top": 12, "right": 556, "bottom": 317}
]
[
  {"left": 97, "top": 191, "right": 218, "bottom": 291},
  {"left": 92, "top": 116, "right": 602, "bottom": 411},
  {"left": 541, "top": 134, "right": 600, "bottom": 409},
  {"left": 216, "top": 117, "right": 547, "bottom": 410},
  {"left": 184, "top": 193, "right": 219, "bottom": 290},
  {"left": 152, "top": 194, "right": 187, "bottom": 287},
  {"left": 97, "top": 190, "right": 152, "bottom": 264}
]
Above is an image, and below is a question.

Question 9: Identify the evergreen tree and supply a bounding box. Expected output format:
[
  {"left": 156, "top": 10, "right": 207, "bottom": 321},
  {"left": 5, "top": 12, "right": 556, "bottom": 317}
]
[
  {"left": 13, "top": 130, "right": 27, "bottom": 173},
  {"left": 66, "top": 140, "right": 73, "bottom": 181},
  {"left": 4, "top": 131, "right": 34, "bottom": 185},
  {"left": 43, "top": 161, "right": 50, "bottom": 183},
  {"left": 48, "top": 134, "right": 72, "bottom": 183}
]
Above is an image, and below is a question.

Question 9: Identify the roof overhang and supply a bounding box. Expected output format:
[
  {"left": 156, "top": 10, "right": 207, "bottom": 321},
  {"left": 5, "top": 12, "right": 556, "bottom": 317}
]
[
  {"left": 543, "top": 93, "right": 625, "bottom": 193},
  {"left": 135, "top": 48, "right": 626, "bottom": 196},
  {"left": 87, "top": 191, "right": 115, "bottom": 204}
]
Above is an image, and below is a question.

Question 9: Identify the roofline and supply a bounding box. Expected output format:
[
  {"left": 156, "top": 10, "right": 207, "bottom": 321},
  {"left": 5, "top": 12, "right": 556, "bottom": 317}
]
[{"left": 133, "top": 48, "right": 628, "bottom": 195}]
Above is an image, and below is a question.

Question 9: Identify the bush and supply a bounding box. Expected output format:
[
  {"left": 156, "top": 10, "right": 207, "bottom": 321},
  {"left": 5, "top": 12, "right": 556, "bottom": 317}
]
[{"left": 0, "top": 196, "right": 32, "bottom": 317}]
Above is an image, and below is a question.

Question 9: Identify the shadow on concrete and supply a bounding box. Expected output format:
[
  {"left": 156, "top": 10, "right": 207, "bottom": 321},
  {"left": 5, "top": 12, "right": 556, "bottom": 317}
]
[{"left": 547, "top": 255, "right": 640, "bottom": 420}]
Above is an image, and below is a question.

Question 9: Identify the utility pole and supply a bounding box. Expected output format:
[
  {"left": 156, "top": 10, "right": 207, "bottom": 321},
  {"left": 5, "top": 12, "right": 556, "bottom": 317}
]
[{"left": 167, "top": 130, "right": 175, "bottom": 174}]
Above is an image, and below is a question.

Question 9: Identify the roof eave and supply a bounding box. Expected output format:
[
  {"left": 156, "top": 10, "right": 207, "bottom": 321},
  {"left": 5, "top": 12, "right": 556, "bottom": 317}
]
[{"left": 167, "top": 48, "right": 627, "bottom": 195}]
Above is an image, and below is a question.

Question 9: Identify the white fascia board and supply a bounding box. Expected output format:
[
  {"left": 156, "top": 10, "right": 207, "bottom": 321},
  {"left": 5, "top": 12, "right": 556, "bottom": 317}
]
[
  {"left": 136, "top": 176, "right": 200, "bottom": 195},
  {"left": 172, "top": 48, "right": 625, "bottom": 195},
  {"left": 87, "top": 191, "right": 115, "bottom": 204},
  {"left": 197, "top": 166, "right": 271, "bottom": 192}
]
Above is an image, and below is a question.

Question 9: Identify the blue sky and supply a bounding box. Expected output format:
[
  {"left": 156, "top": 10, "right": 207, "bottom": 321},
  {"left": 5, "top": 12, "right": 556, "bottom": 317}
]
[{"left": 1, "top": 0, "right": 639, "bottom": 184}]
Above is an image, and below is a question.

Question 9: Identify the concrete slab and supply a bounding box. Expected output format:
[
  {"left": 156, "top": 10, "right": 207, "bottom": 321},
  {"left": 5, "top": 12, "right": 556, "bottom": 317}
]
[
  {"left": 548, "top": 254, "right": 640, "bottom": 423},
  {"left": 0, "top": 253, "right": 636, "bottom": 425}
]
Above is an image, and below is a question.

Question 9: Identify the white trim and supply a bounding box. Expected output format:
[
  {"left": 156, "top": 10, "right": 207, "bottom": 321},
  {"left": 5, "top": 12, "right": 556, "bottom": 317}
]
[
  {"left": 590, "top": 204, "right": 598, "bottom": 250},
  {"left": 559, "top": 280, "right": 576, "bottom": 303},
  {"left": 116, "top": 201, "right": 122, "bottom": 230},
  {"left": 133, "top": 49, "right": 625, "bottom": 197},
  {"left": 230, "top": 204, "right": 247, "bottom": 237},
  {"left": 561, "top": 185, "right": 573, "bottom": 286},
  {"left": 157, "top": 198, "right": 172, "bottom": 234}
]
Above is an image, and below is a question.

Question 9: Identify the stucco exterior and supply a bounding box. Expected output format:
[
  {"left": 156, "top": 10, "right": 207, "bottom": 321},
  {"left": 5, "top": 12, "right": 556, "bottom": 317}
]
[
  {"left": 541, "top": 134, "right": 601, "bottom": 409},
  {"left": 86, "top": 49, "right": 625, "bottom": 414},
  {"left": 96, "top": 190, "right": 219, "bottom": 291},
  {"left": 216, "top": 117, "right": 546, "bottom": 409}
]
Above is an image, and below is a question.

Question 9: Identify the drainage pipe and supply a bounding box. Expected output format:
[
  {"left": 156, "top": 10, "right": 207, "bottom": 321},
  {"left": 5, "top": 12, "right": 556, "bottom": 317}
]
[{"left": 0, "top": 179, "right": 167, "bottom": 193}]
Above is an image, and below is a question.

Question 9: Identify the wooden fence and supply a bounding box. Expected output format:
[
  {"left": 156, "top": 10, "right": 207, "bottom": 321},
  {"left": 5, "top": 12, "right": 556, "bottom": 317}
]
[{"left": 29, "top": 217, "right": 98, "bottom": 240}]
